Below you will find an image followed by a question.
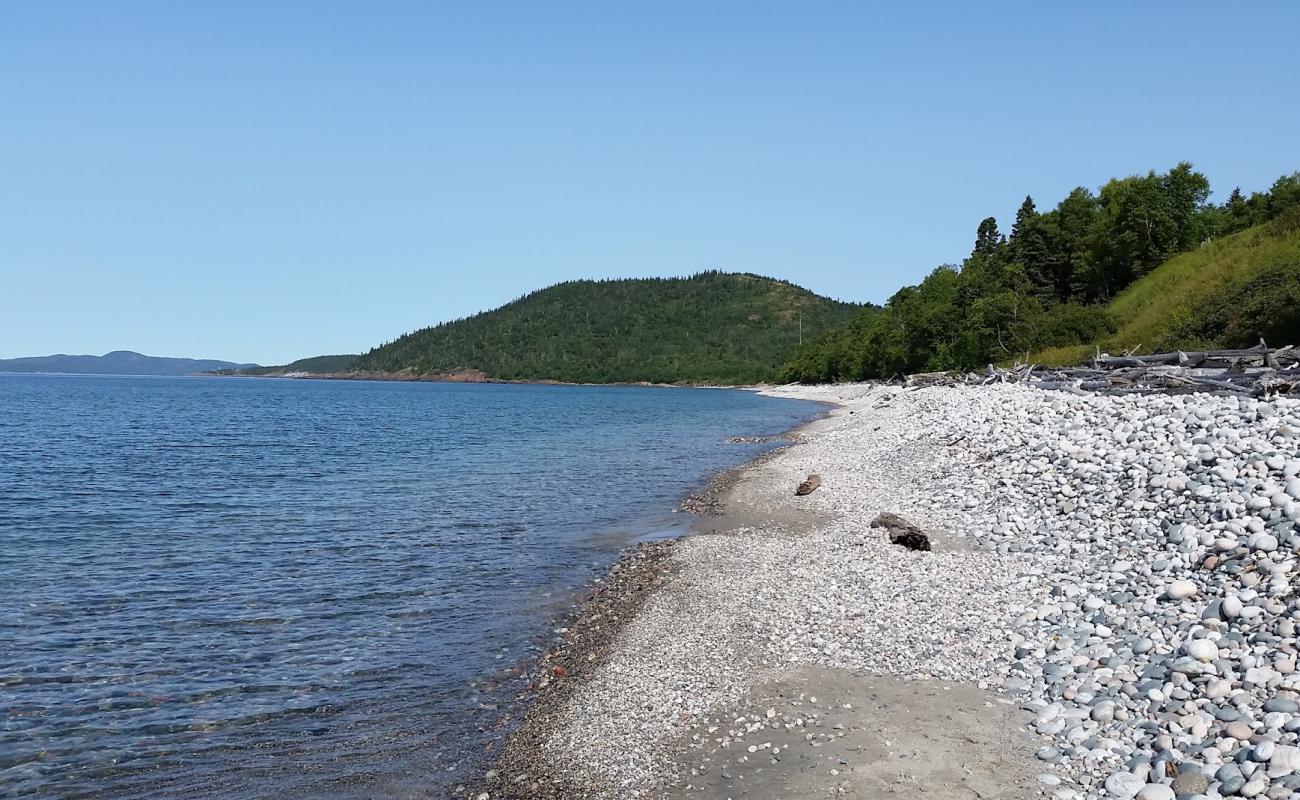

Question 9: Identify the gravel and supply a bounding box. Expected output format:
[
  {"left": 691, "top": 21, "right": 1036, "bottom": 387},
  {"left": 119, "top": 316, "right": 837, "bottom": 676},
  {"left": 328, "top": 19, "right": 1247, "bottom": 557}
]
[{"left": 480, "top": 382, "right": 1300, "bottom": 799}]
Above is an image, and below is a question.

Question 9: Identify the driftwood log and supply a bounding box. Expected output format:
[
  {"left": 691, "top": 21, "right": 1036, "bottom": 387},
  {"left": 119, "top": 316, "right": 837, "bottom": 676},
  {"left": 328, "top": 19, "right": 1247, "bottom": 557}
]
[
  {"left": 904, "top": 341, "right": 1298, "bottom": 398},
  {"left": 795, "top": 474, "right": 822, "bottom": 496},
  {"left": 870, "top": 512, "right": 932, "bottom": 551}
]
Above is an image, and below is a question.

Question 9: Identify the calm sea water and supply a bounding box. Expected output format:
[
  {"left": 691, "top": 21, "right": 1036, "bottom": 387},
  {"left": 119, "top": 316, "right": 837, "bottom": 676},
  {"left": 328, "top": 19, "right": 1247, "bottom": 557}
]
[{"left": 0, "top": 375, "right": 821, "bottom": 799}]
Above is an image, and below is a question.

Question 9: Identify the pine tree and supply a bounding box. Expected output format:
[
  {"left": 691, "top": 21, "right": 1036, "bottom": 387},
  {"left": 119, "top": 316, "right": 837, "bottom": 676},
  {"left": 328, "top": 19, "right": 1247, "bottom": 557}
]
[
  {"left": 1010, "top": 196, "right": 1038, "bottom": 243},
  {"left": 973, "top": 217, "right": 1003, "bottom": 258}
]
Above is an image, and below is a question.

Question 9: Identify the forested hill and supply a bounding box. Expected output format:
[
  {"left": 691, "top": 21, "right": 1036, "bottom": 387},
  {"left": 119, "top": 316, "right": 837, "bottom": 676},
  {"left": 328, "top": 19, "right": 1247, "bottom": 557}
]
[
  {"left": 354, "top": 272, "right": 860, "bottom": 384},
  {"left": 782, "top": 165, "right": 1300, "bottom": 382}
]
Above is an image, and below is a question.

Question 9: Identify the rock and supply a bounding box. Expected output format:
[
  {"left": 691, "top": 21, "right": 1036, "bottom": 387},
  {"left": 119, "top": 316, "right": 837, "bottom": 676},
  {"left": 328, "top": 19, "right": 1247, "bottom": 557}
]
[
  {"left": 1135, "top": 785, "right": 1175, "bottom": 800},
  {"left": 1186, "top": 639, "right": 1219, "bottom": 662},
  {"left": 1106, "top": 770, "right": 1147, "bottom": 798},
  {"left": 1170, "top": 770, "right": 1208, "bottom": 795},
  {"left": 1206, "top": 679, "right": 1233, "bottom": 700},
  {"left": 1262, "top": 698, "right": 1299, "bottom": 714},
  {"left": 1227, "top": 721, "right": 1254, "bottom": 740},
  {"left": 1269, "top": 745, "right": 1300, "bottom": 775},
  {"left": 1246, "top": 667, "right": 1279, "bottom": 687},
  {"left": 1251, "top": 533, "right": 1280, "bottom": 553},
  {"left": 1167, "top": 580, "right": 1199, "bottom": 600},
  {"left": 1239, "top": 777, "right": 1267, "bottom": 796},
  {"left": 1093, "top": 701, "right": 1117, "bottom": 723},
  {"left": 1218, "top": 762, "right": 1245, "bottom": 784}
]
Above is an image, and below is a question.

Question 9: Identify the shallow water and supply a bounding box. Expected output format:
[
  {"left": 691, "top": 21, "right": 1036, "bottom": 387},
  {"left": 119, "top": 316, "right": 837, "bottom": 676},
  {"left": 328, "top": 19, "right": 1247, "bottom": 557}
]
[{"left": 0, "top": 375, "right": 821, "bottom": 798}]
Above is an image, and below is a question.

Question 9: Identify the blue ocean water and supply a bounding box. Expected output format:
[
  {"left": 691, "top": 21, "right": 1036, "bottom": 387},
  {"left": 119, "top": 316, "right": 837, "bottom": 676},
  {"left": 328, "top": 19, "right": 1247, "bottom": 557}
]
[{"left": 0, "top": 375, "right": 821, "bottom": 798}]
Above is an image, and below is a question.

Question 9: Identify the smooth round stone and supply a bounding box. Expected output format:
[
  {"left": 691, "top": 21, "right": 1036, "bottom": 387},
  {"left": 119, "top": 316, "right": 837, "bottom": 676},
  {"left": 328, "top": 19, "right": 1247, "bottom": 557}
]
[
  {"left": 1093, "top": 701, "right": 1117, "bottom": 723},
  {"left": 1223, "top": 595, "right": 1245, "bottom": 618},
  {"left": 1239, "top": 776, "right": 1267, "bottom": 796},
  {"left": 1264, "top": 711, "right": 1289, "bottom": 730},
  {"left": 1167, "top": 580, "right": 1199, "bottom": 600},
  {"left": 1218, "top": 761, "right": 1246, "bottom": 783},
  {"left": 1269, "top": 744, "right": 1300, "bottom": 774},
  {"left": 1212, "top": 705, "right": 1243, "bottom": 722},
  {"left": 1170, "top": 770, "right": 1209, "bottom": 795},
  {"left": 1222, "top": 775, "right": 1248, "bottom": 795},
  {"left": 1106, "top": 770, "right": 1146, "bottom": 798},
  {"left": 1187, "top": 639, "right": 1219, "bottom": 662},
  {"left": 1262, "top": 698, "right": 1300, "bottom": 713},
  {"left": 1227, "top": 721, "right": 1254, "bottom": 740},
  {"left": 1254, "top": 741, "right": 1276, "bottom": 761},
  {"left": 1207, "top": 679, "right": 1233, "bottom": 700},
  {"left": 1251, "top": 534, "right": 1280, "bottom": 552},
  {"left": 1134, "top": 784, "right": 1174, "bottom": 800}
]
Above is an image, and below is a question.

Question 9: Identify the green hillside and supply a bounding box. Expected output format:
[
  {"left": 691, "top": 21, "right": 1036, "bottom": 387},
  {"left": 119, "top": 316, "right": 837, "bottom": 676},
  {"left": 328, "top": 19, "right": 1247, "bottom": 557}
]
[
  {"left": 782, "top": 165, "right": 1299, "bottom": 382},
  {"left": 353, "top": 272, "right": 859, "bottom": 384},
  {"left": 1033, "top": 213, "right": 1300, "bottom": 365}
]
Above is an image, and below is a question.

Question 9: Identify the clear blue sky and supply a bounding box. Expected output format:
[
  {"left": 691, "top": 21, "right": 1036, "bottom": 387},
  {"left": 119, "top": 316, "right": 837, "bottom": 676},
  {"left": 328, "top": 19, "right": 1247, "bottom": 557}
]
[{"left": 3, "top": 2, "right": 1297, "bottom": 364}]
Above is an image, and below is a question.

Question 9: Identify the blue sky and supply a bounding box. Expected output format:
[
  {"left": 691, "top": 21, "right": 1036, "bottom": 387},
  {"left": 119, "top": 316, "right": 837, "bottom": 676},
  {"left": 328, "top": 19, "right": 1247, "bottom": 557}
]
[{"left": 3, "top": 2, "right": 1297, "bottom": 364}]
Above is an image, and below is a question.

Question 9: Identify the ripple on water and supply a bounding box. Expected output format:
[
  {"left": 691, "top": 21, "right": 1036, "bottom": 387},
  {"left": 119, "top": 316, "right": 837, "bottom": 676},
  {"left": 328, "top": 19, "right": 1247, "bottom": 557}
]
[{"left": 0, "top": 375, "right": 823, "bottom": 798}]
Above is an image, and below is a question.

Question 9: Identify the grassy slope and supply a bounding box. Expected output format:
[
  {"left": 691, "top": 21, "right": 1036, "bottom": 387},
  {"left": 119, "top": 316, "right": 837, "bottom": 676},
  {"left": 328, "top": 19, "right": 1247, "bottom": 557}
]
[
  {"left": 1032, "top": 220, "right": 1300, "bottom": 366},
  {"left": 354, "top": 272, "right": 859, "bottom": 384}
]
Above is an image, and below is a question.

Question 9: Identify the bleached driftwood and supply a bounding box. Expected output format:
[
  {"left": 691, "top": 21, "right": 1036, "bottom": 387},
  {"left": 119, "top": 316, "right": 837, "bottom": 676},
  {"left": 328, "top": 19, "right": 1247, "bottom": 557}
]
[{"left": 905, "top": 341, "right": 1299, "bottom": 398}]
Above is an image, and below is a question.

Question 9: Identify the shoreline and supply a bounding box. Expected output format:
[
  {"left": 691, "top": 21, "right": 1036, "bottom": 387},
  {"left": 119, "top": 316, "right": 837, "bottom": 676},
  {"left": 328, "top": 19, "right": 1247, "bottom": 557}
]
[
  {"left": 203, "top": 368, "right": 790, "bottom": 392},
  {"left": 467, "top": 397, "right": 837, "bottom": 799},
  {"left": 467, "top": 382, "right": 1300, "bottom": 800}
]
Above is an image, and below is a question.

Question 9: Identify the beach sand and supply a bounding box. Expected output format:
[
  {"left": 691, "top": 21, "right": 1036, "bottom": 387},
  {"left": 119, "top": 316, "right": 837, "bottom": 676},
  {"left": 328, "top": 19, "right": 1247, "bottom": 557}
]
[{"left": 472, "top": 383, "right": 1044, "bottom": 799}]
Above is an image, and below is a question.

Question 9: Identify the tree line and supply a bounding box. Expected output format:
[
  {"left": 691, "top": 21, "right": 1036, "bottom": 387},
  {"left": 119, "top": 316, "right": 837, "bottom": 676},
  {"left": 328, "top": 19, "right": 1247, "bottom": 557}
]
[{"left": 781, "top": 165, "right": 1300, "bottom": 383}]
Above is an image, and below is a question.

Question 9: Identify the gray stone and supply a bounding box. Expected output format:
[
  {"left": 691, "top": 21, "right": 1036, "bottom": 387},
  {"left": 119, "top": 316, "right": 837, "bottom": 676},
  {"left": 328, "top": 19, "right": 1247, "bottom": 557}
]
[
  {"left": 1105, "top": 770, "right": 1147, "bottom": 799},
  {"left": 1170, "top": 770, "right": 1208, "bottom": 795}
]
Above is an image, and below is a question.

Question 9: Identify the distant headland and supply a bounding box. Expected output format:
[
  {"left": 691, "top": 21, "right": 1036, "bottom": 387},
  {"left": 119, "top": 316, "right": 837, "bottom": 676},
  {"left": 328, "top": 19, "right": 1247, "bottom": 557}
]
[{"left": 0, "top": 350, "right": 258, "bottom": 376}]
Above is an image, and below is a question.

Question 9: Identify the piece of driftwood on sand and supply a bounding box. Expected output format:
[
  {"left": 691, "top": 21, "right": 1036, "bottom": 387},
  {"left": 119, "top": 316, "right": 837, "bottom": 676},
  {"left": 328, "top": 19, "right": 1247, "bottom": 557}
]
[{"left": 795, "top": 474, "right": 822, "bottom": 496}]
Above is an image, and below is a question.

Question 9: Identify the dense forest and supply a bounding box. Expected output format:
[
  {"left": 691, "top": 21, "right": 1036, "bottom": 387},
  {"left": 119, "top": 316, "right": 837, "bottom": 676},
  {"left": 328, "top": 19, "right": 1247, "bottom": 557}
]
[
  {"left": 782, "top": 165, "right": 1300, "bottom": 383},
  {"left": 354, "top": 272, "right": 859, "bottom": 384}
]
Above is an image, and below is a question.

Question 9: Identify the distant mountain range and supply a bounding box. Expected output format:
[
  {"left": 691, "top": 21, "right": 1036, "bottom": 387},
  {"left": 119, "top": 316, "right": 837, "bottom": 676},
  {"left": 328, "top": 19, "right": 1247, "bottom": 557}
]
[{"left": 0, "top": 350, "right": 259, "bottom": 376}]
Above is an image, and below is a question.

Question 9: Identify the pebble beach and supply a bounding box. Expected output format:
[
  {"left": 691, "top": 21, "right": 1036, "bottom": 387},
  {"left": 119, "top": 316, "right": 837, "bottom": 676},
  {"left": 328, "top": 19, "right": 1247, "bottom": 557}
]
[{"left": 476, "top": 382, "right": 1300, "bottom": 800}]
